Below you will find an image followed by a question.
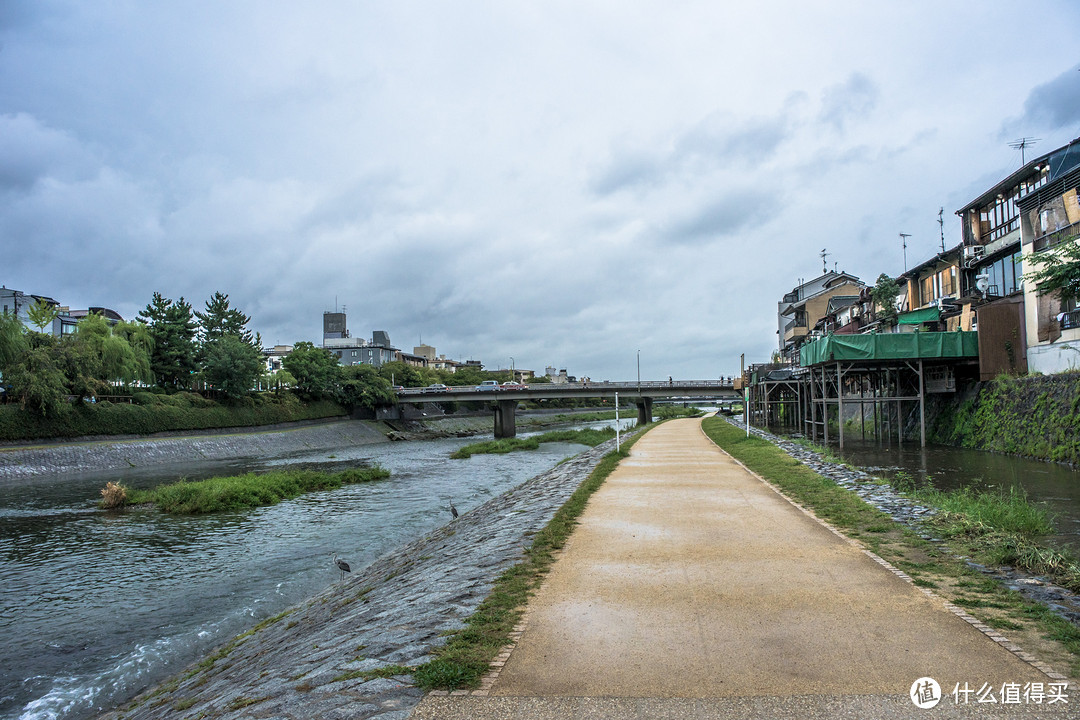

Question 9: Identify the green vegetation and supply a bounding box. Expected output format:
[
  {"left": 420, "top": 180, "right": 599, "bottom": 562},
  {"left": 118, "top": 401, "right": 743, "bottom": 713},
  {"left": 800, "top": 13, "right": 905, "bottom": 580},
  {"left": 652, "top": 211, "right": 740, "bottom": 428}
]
[
  {"left": 413, "top": 425, "right": 651, "bottom": 690},
  {"left": 931, "top": 373, "right": 1080, "bottom": 464},
  {"left": 331, "top": 664, "right": 414, "bottom": 684},
  {"left": 1023, "top": 236, "right": 1080, "bottom": 305},
  {"left": 653, "top": 405, "right": 705, "bottom": 419},
  {"left": 0, "top": 394, "right": 345, "bottom": 443},
  {"left": 701, "top": 416, "right": 1080, "bottom": 677},
  {"left": 103, "top": 465, "right": 389, "bottom": 514},
  {"left": 871, "top": 273, "right": 900, "bottom": 329},
  {"left": 450, "top": 427, "right": 615, "bottom": 459}
]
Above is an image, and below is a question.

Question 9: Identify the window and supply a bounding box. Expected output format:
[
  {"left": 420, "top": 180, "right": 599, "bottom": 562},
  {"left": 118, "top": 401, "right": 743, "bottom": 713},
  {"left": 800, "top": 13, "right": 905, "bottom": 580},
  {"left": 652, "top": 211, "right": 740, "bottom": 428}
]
[
  {"left": 939, "top": 267, "right": 957, "bottom": 297},
  {"left": 351, "top": 350, "right": 357, "bottom": 357},
  {"left": 921, "top": 275, "right": 935, "bottom": 305}
]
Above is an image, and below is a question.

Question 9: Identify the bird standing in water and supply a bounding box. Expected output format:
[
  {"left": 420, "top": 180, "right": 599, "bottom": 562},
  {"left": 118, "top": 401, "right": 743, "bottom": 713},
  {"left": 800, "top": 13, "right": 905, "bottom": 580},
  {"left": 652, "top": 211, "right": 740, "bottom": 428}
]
[
  {"left": 449, "top": 500, "right": 458, "bottom": 519},
  {"left": 333, "top": 553, "right": 351, "bottom": 582}
]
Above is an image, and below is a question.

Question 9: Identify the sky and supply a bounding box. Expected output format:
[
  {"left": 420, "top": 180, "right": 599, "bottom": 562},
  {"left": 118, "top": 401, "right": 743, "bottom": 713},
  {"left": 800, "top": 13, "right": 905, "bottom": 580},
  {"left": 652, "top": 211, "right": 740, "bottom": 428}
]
[{"left": 3, "top": 1, "right": 1080, "bottom": 381}]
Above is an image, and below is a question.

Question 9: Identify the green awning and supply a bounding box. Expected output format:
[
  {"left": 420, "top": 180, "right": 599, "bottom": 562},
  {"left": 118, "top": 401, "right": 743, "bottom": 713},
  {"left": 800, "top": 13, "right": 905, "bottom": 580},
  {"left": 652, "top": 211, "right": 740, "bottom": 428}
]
[
  {"left": 799, "top": 331, "right": 979, "bottom": 366},
  {"left": 897, "top": 307, "right": 941, "bottom": 325}
]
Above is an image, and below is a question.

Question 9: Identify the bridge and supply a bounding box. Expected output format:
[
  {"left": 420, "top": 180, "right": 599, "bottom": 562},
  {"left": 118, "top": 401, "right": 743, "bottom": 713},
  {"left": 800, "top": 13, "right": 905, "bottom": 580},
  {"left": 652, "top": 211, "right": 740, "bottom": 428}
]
[{"left": 396, "top": 380, "right": 739, "bottom": 438}]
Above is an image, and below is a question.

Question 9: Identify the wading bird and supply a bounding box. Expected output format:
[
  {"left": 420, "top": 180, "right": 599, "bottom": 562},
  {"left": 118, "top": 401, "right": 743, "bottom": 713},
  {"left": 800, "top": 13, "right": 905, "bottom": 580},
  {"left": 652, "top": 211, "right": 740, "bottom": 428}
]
[
  {"left": 332, "top": 553, "right": 351, "bottom": 582},
  {"left": 449, "top": 500, "right": 458, "bottom": 519}
]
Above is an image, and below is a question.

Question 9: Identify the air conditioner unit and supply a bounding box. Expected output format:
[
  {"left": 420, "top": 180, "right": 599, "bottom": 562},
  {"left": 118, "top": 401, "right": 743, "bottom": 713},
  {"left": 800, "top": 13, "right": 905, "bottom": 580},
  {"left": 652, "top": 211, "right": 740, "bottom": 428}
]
[
  {"left": 937, "top": 296, "right": 958, "bottom": 311},
  {"left": 962, "top": 245, "right": 985, "bottom": 267}
]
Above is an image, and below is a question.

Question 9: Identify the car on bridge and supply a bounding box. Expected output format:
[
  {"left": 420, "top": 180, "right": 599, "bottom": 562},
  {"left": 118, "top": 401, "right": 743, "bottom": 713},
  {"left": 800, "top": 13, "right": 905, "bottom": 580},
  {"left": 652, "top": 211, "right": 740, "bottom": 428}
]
[
  {"left": 501, "top": 381, "right": 527, "bottom": 390},
  {"left": 475, "top": 380, "right": 501, "bottom": 391},
  {"left": 422, "top": 383, "right": 449, "bottom": 393},
  {"left": 391, "top": 385, "right": 405, "bottom": 393}
]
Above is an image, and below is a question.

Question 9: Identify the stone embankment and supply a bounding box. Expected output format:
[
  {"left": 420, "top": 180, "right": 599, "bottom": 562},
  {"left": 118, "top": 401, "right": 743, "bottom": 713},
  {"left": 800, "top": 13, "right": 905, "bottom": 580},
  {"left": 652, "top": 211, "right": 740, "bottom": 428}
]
[
  {"left": 0, "top": 419, "right": 392, "bottom": 481},
  {"left": 99, "top": 436, "right": 625, "bottom": 720},
  {"left": 0, "top": 410, "right": 609, "bottom": 481}
]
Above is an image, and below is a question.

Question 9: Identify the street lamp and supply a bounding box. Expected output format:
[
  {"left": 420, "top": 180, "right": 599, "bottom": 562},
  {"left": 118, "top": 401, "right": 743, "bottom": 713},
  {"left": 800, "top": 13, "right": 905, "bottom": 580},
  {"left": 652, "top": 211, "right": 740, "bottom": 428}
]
[
  {"left": 637, "top": 350, "right": 641, "bottom": 393},
  {"left": 509, "top": 357, "right": 514, "bottom": 382}
]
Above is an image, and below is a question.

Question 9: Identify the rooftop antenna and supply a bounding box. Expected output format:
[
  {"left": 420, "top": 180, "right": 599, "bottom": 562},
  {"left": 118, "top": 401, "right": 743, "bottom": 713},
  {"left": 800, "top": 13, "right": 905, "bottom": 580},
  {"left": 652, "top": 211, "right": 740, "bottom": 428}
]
[
  {"left": 820, "top": 248, "right": 829, "bottom": 274},
  {"left": 938, "top": 207, "right": 946, "bottom": 253},
  {"left": 1008, "top": 137, "right": 1040, "bottom": 166},
  {"left": 899, "top": 233, "right": 911, "bottom": 272}
]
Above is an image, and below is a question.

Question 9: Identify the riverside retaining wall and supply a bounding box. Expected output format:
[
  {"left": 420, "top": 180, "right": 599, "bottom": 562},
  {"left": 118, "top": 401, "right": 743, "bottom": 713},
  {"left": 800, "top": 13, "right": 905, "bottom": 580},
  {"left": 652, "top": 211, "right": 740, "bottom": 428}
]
[{"left": 0, "top": 420, "right": 391, "bottom": 481}]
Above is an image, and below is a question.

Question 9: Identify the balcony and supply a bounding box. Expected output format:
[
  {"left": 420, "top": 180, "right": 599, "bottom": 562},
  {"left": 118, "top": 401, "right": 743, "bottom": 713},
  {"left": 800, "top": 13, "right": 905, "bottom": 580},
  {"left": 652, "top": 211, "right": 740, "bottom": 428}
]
[
  {"left": 783, "top": 315, "right": 808, "bottom": 342},
  {"left": 1062, "top": 309, "right": 1080, "bottom": 331},
  {"left": 1032, "top": 221, "right": 1080, "bottom": 253}
]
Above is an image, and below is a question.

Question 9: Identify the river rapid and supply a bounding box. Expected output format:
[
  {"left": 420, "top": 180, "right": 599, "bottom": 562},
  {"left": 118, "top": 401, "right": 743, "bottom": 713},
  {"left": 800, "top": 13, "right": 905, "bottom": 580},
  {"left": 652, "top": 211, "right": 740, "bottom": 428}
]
[{"left": 0, "top": 419, "right": 629, "bottom": 720}]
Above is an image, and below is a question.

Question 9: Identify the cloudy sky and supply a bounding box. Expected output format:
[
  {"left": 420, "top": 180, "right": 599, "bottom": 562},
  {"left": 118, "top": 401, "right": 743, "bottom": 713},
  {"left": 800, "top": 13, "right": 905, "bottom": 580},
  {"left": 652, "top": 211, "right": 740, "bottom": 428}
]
[{"left": 3, "top": 2, "right": 1079, "bottom": 380}]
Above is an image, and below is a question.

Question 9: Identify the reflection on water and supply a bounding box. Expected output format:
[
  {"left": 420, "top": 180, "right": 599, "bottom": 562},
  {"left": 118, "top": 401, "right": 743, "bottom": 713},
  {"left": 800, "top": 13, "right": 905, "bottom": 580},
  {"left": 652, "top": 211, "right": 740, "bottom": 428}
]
[
  {"left": 0, "top": 419, "right": 629, "bottom": 720},
  {"left": 834, "top": 438, "right": 1080, "bottom": 552}
]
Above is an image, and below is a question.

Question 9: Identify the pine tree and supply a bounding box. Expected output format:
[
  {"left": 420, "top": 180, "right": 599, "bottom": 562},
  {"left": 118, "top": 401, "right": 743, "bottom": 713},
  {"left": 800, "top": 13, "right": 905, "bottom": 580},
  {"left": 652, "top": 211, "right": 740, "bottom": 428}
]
[
  {"left": 196, "top": 292, "right": 254, "bottom": 348},
  {"left": 138, "top": 293, "right": 198, "bottom": 390}
]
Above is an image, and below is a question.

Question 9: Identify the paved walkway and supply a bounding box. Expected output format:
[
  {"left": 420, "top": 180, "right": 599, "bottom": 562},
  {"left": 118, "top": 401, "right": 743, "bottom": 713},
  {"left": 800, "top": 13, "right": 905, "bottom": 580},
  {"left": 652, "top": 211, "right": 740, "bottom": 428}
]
[{"left": 411, "top": 418, "right": 1069, "bottom": 718}]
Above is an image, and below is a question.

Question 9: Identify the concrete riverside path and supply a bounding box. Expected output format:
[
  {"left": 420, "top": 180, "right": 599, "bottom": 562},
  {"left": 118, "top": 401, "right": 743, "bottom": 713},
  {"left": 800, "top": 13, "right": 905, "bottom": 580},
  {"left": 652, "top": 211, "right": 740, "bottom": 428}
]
[{"left": 411, "top": 417, "right": 1070, "bottom": 719}]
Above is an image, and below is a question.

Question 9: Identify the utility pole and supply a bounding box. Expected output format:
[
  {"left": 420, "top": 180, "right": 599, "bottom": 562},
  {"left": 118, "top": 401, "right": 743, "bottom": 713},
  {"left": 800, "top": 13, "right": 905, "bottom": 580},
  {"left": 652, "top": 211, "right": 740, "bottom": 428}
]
[
  {"left": 899, "top": 233, "right": 911, "bottom": 272},
  {"left": 938, "top": 208, "right": 945, "bottom": 253}
]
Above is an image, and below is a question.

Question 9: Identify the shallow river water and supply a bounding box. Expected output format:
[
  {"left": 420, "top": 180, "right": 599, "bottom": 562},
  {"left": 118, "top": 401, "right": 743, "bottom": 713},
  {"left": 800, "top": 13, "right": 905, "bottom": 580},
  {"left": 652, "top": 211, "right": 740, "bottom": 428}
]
[
  {"left": 0, "top": 420, "right": 629, "bottom": 720},
  {"left": 834, "top": 438, "right": 1080, "bottom": 552}
]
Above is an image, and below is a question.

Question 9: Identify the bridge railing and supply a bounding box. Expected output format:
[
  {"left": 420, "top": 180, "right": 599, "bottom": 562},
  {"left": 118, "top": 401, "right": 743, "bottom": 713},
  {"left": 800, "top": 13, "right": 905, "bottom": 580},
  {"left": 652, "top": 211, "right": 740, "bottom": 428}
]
[{"left": 397, "top": 379, "right": 736, "bottom": 396}]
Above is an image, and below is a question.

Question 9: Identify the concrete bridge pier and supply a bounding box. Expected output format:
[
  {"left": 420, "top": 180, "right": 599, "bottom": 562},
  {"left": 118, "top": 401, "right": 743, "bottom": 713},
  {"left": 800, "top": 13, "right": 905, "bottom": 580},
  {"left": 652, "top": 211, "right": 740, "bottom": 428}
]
[
  {"left": 494, "top": 399, "right": 518, "bottom": 438},
  {"left": 635, "top": 397, "right": 653, "bottom": 426}
]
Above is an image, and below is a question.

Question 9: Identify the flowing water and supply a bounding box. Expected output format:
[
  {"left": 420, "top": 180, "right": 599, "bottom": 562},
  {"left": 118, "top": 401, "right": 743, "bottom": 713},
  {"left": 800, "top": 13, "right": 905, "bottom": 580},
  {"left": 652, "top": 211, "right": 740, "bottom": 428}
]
[
  {"left": 0, "top": 420, "right": 631, "bottom": 720},
  {"left": 834, "top": 439, "right": 1080, "bottom": 552}
]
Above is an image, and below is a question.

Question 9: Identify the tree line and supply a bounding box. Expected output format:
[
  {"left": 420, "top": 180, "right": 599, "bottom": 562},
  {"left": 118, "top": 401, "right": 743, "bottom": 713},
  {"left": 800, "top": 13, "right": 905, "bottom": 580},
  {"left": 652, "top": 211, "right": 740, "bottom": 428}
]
[
  {"left": 0, "top": 292, "right": 275, "bottom": 415},
  {"left": 0, "top": 290, "right": 527, "bottom": 418}
]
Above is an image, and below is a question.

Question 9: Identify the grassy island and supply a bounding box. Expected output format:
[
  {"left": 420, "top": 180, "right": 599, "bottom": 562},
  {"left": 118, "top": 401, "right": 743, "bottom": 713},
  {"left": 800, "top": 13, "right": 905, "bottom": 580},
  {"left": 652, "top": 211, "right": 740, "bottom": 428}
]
[
  {"left": 450, "top": 427, "right": 616, "bottom": 459},
  {"left": 101, "top": 465, "right": 389, "bottom": 514}
]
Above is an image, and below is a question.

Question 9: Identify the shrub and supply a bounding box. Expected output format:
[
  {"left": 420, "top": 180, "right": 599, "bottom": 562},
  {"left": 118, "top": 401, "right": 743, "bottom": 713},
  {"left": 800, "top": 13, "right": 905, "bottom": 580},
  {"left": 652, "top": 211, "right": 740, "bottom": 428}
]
[{"left": 100, "top": 481, "right": 127, "bottom": 509}]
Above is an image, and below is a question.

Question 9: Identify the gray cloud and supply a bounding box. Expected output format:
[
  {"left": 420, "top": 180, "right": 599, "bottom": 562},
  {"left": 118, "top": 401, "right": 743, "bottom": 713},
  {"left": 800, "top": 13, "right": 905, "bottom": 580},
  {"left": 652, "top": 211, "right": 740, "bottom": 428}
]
[
  {"left": 662, "top": 190, "right": 774, "bottom": 245},
  {"left": 1010, "top": 64, "right": 1080, "bottom": 133},
  {"left": 818, "top": 72, "right": 879, "bottom": 130},
  {"left": 4, "top": 3, "right": 1080, "bottom": 378}
]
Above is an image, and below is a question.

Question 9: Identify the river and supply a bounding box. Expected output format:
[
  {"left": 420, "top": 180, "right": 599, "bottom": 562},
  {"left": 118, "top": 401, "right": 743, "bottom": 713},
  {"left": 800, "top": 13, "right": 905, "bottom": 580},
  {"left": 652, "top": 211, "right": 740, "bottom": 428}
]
[
  {"left": 832, "top": 439, "right": 1080, "bottom": 552},
  {"left": 0, "top": 419, "right": 630, "bottom": 720}
]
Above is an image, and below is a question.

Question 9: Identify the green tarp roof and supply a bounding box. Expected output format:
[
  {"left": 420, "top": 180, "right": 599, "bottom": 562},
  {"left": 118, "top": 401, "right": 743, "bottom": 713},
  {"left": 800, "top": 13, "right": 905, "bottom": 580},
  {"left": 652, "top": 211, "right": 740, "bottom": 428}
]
[
  {"left": 897, "top": 307, "right": 941, "bottom": 325},
  {"left": 799, "top": 331, "right": 979, "bottom": 366}
]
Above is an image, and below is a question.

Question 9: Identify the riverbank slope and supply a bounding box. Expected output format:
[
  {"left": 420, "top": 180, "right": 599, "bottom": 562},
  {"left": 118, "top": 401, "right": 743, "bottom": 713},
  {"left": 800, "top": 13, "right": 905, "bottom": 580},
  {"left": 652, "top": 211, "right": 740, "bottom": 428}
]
[
  {"left": 98, "top": 437, "right": 624, "bottom": 720},
  {"left": 0, "top": 409, "right": 616, "bottom": 482}
]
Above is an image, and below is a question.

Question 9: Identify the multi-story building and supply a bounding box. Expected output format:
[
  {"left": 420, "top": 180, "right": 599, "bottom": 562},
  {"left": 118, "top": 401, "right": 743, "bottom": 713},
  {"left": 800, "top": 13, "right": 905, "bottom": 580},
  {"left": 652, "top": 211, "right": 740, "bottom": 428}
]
[
  {"left": 320, "top": 311, "right": 399, "bottom": 367},
  {"left": 777, "top": 271, "right": 865, "bottom": 361},
  {"left": 2, "top": 287, "right": 122, "bottom": 336},
  {"left": 895, "top": 245, "right": 964, "bottom": 331},
  {"left": 1017, "top": 138, "right": 1080, "bottom": 373}
]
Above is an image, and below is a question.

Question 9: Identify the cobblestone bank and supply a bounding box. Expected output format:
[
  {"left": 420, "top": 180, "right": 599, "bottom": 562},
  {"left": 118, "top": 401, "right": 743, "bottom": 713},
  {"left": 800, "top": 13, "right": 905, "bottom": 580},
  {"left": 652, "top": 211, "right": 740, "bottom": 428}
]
[
  {"left": 726, "top": 416, "right": 1080, "bottom": 624},
  {"left": 0, "top": 420, "right": 391, "bottom": 481},
  {"left": 100, "top": 437, "right": 625, "bottom": 720}
]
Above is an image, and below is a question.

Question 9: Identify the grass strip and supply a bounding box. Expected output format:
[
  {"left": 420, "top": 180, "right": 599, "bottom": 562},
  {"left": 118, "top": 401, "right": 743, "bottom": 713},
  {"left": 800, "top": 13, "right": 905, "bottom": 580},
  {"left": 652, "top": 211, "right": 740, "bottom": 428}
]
[
  {"left": 701, "top": 417, "right": 1080, "bottom": 678},
  {"left": 105, "top": 466, "right": 389, "bottom": 514},
  {"left": 413, "top": 426, "right": 651, "bottom": 689},
  {"left": 450, "top": 427, "right": 615, "bottom": 459}
]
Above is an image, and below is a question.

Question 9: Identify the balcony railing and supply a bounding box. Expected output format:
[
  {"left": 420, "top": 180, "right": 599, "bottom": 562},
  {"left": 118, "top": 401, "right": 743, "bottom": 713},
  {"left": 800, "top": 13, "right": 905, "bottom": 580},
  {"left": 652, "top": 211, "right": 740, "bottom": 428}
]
[
  {"left": 1033, "top": 221, "right": 1080, "bottom": 253},
  {"left": 1062, "top": 309, "right": 1080, "bottom": 331}
]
